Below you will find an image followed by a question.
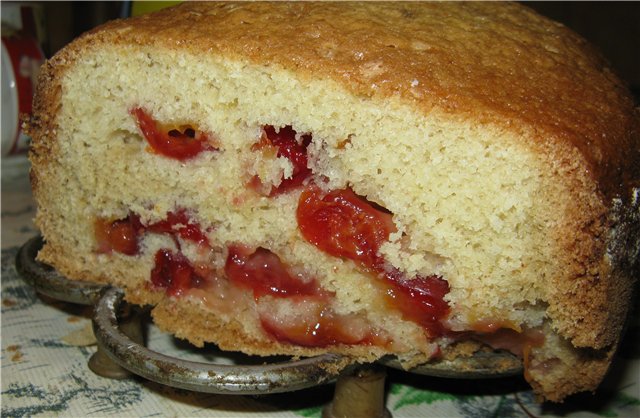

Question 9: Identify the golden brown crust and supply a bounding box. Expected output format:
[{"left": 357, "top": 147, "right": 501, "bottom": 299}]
[{"left": 525, "top": 326, "right": 616, "bottom": 402}]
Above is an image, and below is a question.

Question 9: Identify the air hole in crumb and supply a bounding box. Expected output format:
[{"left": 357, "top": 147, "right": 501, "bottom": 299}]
[
  {"left": 168, "top": 127, "right": 196, "bottom": 138},
  {"left": 365, "top": 197, "right": 393, "bottom": 215}
]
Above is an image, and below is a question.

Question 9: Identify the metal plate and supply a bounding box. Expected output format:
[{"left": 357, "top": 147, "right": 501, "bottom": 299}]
[
  {"left": 380, "top": 351, "right": 523, "bottom": 379},
  {"left": 93, "top": 287, "right": 349, "bottom": 394},
  {"left": 16, "top": 235, "right": 106, "bottom": 305}
]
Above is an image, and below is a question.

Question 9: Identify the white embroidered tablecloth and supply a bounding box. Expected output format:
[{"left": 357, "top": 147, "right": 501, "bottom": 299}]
[{"left": 2, "top": 156, "right": 639, "bottom": 417}]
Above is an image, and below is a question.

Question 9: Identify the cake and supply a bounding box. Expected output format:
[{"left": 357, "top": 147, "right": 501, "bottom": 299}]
[{"left": 27, "top": 2, "right": 640, "bottom": 402}]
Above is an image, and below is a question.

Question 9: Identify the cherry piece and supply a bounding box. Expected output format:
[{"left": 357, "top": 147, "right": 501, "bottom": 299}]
[
  {"left": 146, "top": 209, "right": 208, "bottom": 245},
  {"left": 383, "top": 268, "right": 450, "bottom": 337},
  {"left": 150, "top": 249, "right": 203, "bottom": 296},
  {"left": 225, "top": 245, "right": 320, "bottom": 298},
  {"left": 259, "top": 300, "right": 376, "bottom": 347},
  {"left": 297, "top": 185, "right": 450, "bottom": 335},
  {"left": 130, "top": 107, "right": 215, "bottom": 161},
  {"left": 94, "top": 216, "right": 141, "bottom": 255},
  {"left": 297, "top": 186, "right": 396, "bottom": 268}
]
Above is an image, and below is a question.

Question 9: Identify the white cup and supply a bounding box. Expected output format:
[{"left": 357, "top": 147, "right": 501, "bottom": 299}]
[{"left": 1, "top": 28, "right": 44, "bottom": 157}]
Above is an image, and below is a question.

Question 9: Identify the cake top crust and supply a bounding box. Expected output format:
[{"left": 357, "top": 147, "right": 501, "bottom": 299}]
[{"left": 57, "top": 1, "right": 640, "bottom": 199}]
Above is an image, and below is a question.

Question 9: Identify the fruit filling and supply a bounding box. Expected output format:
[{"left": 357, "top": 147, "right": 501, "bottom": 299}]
[
  {"left": 382, "top": 268, "right": 450, "bottom": 336},
  {"left": 95, "top": 209, "right": 209, "bottom": 256},
  {"left": 297, "top": 185, "right": 450, "bottom": 336},
  {"left": 225, "top": 245, "right": 322, "bottom": 298},
  {"left": 95, "top": 210, "right": 211, "bottom": 296},
  {"left": 94, "top": 182, "right": 447, "bottom": 348},
  {"left": 94, "top": 211, "right": 384, "bottom": 347},
  {"left": 130, "top": 107, "right": 217, "bottom": 160},
  {"left": 151, "top": 249, "right": 205, "bottom": 296},
  {"left": 258, "top": 296, "right": 388, "bottom": 347},
  {"left": 224, "top": 245, "right": 385, "bottom": 346},
  {"left": 251, "top": 125, "right": 312, "bottom": 195},
  {"left": 297, "top": 186, "right": 396, "bottom": 268},
  {"left": 94, "top": 215, "right": 143, "bottom": 255},
  {"left": 145, "top": 209, "right": 209, "bottom": 246}
]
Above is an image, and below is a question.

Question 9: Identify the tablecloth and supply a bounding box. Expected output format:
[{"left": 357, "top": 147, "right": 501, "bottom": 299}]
[{"left": 2, "top": 156, "right": 639, "bottom": 417}]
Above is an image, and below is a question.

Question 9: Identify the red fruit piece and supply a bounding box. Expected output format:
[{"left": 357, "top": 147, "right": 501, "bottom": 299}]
[
  {"left": 146, "top": 209, "right": 209, "bottom": 245},
  {"left": 296, "top": 186, "right": 397, "bottom": 268},
  {"left": 94, "top": 216, "right": 142, "bottom": 255},
  {"left": 383, "top": 268, "right": 450, "bottom": 337},
  {"left": 130, "top": 107, "right": 215, "bottom": 161},
  {"left": 225, "top": 245, "right": 320, "bottom": 298},
  {"left": 258, "top": 298, "right": 377, "bottom": 347},
  {"left": 150, "top": 249, "right": 203, "bottom": 296},
  {"left": 253, "top": 125, "right": 312, "bottom": 195},
  {"left": 296, "top": 185, "right": 450, "bottom": 335}
]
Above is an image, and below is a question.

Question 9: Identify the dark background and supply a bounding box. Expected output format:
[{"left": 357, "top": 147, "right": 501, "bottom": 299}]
[{"left": 33, "top": 1, "right": 640, "bottom": 99}]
